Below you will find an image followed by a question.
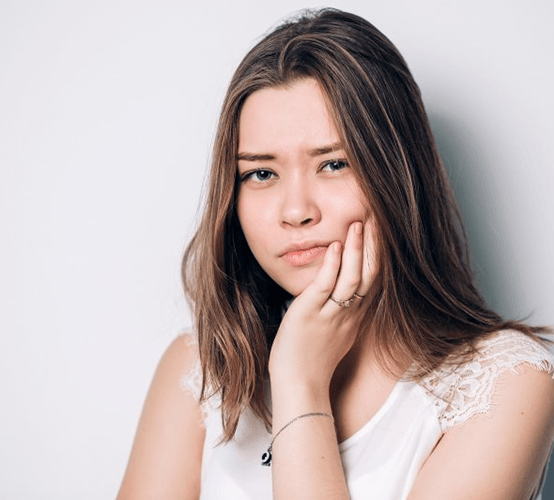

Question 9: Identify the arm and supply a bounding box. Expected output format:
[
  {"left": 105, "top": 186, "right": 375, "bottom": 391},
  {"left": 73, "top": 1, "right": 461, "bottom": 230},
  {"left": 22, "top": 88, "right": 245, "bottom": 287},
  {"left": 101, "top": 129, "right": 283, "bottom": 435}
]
[
  {"left": 409, "top": 365, "right": 554, "bottom": 500},
  {"left": 117, "top": 335, "right": 205, "bottom": 500},
  {"left": 270, "top": 381, "right": 348, "bottom": 499},
  {"left": 269, "top": 221, "right": 374, "bottom": 499}
]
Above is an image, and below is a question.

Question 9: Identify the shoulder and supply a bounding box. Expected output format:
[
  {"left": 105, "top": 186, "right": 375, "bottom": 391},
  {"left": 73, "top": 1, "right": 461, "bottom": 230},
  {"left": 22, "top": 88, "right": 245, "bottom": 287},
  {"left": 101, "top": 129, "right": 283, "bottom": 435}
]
[
  {"left": 161, "top": 330, "right": 199, "bottom": 370},
  {"left": 474, "top": 329, "right": 554, "bottom": 373},
  {"left": 152, "top": 330, "right": 201, "bottom": 398},
  {"left": 420, "top": 329, "right": 554, "bottom": 432},
  {"left": 163, "top": 330, "right": 200, "bottom": 378},
  {"left": 159, "top": 330, "right": 210, "bottom": 413},
  {"left": 174, "top": 331, "right": 204, "bottom": 400},
  {"left": 408, "top": 331, "right": 554, "bottom": 499},
  {"left": 117, "top": 331, "right": 205, "bottom": 499}
]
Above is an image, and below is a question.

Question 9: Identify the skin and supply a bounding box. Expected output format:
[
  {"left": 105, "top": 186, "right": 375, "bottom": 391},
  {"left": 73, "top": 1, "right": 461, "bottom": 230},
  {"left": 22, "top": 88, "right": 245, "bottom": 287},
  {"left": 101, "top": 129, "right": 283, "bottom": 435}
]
[
  {"left": 118, "top": 78, "right": 554, "bottom": 499},
  {"left": 237, "top": 78, "right": 554, "bottom": 499},
  {"left": 236, "top": 78, "right": 401, "bottom": 499},
  {"left": 236, "top": 77, "right": 381, "bottom": 425},
  {"left": 236, "top": 78, "right": 374, "bottom": 298}
]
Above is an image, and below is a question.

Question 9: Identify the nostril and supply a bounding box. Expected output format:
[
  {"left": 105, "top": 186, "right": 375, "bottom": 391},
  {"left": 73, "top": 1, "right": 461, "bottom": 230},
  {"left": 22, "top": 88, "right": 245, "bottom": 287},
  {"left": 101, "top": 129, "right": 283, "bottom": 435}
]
[{"left": 279, "top": 194, "right": 321, "bottom": 227}]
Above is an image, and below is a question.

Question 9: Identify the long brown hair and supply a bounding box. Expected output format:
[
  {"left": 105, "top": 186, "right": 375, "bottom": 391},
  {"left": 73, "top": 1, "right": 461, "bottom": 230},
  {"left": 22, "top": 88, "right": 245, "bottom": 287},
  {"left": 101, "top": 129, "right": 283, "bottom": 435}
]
[{"left": 182, "top": 8, "right": 549, "bottom": 441}]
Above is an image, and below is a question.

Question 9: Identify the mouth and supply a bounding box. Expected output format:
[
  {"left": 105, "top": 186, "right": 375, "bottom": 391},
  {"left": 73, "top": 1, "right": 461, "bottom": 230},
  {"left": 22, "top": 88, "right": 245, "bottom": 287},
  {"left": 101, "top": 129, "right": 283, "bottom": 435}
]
[{"left": 281, "top": 245, "right": 328, "bottom": 267}]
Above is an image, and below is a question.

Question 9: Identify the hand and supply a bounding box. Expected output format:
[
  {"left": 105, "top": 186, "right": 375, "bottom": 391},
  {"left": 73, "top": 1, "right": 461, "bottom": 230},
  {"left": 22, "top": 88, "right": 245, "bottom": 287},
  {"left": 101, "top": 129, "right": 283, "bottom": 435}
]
[{"left": 268, "top": 219, "right": 376, "bottom": 394}]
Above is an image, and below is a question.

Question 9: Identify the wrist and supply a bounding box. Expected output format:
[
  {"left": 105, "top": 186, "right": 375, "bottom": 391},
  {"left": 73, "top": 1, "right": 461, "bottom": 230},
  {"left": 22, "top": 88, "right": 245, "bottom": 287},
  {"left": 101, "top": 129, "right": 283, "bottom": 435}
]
[
  {"left": 262, "top": 411, "right": 334, "bottom": 467},
  {"left": 270, "top": 380, "right": 332, "bottom": 429},
  {"left": 270, "top": 374, "right": 330, "bottom": 399}
]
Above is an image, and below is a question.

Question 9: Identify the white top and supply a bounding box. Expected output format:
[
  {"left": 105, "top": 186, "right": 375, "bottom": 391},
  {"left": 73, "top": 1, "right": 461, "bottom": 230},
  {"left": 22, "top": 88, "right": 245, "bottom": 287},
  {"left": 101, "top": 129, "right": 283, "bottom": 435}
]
[{"left": 181, "top": 330, "right": 554, "bottom": 499}]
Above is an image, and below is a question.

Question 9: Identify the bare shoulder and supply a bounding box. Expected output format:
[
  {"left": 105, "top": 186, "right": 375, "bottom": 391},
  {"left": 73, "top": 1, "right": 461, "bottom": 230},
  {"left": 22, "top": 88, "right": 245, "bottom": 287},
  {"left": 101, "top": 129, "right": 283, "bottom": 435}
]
[
  {"left": 143, "top": 331, "right": 203, "bottom": 411},
  {"left": 117, "top": 332, "right": 205, "bottom": 500},
  {"left": 410, "top": 331, "right": 554, "bottom": 500},
  {"left": 158, "top": 331, "right": 201, "bottom": 386}
]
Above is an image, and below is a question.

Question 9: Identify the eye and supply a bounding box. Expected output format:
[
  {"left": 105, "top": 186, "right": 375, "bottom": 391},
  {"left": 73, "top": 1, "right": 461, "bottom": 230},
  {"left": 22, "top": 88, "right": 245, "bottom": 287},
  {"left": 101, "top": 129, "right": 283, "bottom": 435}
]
[
  {"left": 240, "top": 169, "right": 276, "bottom": 183},
  {"left": 320, "top": 159, "right": 349, "bottom": 172}
]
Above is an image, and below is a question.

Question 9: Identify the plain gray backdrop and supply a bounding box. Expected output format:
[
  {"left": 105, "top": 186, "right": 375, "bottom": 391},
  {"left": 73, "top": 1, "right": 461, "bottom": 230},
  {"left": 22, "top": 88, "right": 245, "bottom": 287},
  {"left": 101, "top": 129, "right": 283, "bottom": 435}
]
[{"left": 1, "top": 0, "right": 553, "bottom": 498}]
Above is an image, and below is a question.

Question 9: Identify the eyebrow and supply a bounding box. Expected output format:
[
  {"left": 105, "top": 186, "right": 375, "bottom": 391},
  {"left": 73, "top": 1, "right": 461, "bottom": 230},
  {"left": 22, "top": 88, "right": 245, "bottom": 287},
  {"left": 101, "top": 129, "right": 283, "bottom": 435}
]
[{"left": 236, "top": 142, "right": 343, "bottom": 162}]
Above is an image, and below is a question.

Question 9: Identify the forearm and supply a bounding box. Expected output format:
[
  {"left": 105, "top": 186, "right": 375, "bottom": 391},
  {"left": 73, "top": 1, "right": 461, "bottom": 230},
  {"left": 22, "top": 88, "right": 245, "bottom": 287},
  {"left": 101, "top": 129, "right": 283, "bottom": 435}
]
[
  {"left": 270, "top": 383, "right": 349, "bottom": 500},
  {"left": 265, "top": 222, "right": 369, "bottom": 499}
]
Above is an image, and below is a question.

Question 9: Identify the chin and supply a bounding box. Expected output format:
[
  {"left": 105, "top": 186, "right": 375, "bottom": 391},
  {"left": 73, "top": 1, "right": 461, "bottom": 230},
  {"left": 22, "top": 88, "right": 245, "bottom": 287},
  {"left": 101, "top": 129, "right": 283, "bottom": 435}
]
[
  {"left": 273, "top": 271, "right": 318, "bottom": 297},
  {"left": 283, "top": 284, "right": 307, "bottom": 298}
]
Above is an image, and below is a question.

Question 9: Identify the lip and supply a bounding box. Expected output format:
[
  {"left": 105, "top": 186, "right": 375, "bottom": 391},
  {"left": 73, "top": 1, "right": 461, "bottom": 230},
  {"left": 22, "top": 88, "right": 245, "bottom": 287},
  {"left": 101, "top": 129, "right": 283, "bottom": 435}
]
[{"left": 281, "top": 242, "right": 330, "bottom": 267}]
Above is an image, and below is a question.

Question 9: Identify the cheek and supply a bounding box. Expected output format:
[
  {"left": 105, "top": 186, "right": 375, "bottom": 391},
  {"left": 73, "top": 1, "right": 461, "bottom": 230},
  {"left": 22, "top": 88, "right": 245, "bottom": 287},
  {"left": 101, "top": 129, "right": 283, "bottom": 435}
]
[
  {"left": 325, "top": 175, "right": 368, "bottom": 215},
  {"left": 236, "top": 193, "right": 251, "bottom": 235},
  {"left": 327, "top": 193, "right": 368, "bottom": 227},
  {"left": 237, "top": 196, "right": 271, "bottom": 254}
]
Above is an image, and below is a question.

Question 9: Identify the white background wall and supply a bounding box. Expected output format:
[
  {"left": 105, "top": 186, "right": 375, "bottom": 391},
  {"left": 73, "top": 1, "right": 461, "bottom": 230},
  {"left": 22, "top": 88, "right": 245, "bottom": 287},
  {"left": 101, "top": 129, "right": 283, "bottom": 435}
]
[{"left": 1, "top": 0, "right": 552, "bottom": 498}]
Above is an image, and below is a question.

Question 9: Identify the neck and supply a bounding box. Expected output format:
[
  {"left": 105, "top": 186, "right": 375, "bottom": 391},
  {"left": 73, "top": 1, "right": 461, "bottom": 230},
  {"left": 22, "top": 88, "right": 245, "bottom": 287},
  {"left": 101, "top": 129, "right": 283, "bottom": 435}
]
[{"left": 331, "top": 323, "right": 411, "bottom": 394}]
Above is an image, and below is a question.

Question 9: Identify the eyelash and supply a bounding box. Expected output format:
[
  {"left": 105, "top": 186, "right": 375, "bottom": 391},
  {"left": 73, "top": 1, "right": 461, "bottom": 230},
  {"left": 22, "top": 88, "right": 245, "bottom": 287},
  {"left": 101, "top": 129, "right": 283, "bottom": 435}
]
[
  {"left": 320, "top": 159, "right": 349, "bottom": 172},
  {"left": 239, "top": 159, "right": 349, "bottom": 183},
  {"left": 240, "top": 169, "right": 276, "bottom": 182}
]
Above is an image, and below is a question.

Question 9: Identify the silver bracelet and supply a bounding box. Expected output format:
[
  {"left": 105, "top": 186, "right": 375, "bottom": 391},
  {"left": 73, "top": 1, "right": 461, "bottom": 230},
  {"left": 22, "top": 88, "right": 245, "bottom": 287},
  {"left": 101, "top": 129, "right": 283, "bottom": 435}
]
[{"left": 261, "top": 412, "right": 334, "bottom": 466}]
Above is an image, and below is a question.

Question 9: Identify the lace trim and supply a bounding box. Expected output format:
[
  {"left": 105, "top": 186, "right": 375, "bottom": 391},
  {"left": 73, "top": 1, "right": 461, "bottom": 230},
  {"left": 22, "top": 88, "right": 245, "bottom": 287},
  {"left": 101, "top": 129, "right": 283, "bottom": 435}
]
[{"left": 420, "top": 330, "right": 554, "bottom": 432}]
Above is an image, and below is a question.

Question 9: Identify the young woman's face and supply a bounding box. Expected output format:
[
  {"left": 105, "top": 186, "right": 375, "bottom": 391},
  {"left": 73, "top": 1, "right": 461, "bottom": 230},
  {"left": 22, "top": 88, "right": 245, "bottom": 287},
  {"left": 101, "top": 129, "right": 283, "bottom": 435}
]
[{"left": 236, "top": 78, "right": 369, "bottom": 296}]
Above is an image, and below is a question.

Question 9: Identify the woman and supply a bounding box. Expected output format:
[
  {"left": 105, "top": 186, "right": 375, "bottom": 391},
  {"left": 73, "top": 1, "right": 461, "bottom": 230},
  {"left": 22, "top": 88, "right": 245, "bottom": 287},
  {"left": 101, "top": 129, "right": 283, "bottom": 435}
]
[{"left": 118, "top": 9, "right": 554, "bottom": 499}]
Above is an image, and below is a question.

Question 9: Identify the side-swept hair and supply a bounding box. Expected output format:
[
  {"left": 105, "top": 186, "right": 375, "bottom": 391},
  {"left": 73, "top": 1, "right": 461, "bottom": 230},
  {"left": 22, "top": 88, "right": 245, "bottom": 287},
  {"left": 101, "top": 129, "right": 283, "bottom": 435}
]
[{"left": 182, "top": 8, "right": 550, "bottom": 441}]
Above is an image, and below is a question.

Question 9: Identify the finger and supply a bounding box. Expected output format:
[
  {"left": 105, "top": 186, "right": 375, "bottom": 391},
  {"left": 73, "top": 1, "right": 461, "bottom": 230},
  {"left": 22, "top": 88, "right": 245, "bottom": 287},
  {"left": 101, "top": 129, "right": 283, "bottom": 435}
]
[
  {"left": 300, "top": 240, "right": 342, "bottom": 307},
  {"left": 327, "top": 221, "right": 363, "bottom": 308},
  {"left": 357, "top": 217, "right": 377, "bottom": 297},
  {"left": 323, "top": 221, "right": 363, "bottom": 312}
]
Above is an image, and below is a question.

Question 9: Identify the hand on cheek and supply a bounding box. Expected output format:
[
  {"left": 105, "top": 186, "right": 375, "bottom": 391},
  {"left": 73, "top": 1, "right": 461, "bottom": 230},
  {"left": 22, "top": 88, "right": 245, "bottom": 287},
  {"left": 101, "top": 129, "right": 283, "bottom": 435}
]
[{"left": 269, "top": 221, "right": 369, "bottom": 391}]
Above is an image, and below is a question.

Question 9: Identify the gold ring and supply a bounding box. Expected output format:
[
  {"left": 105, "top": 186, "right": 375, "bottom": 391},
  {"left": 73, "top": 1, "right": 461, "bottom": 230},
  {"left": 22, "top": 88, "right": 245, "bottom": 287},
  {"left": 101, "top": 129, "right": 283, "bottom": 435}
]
[{"left": 329, "top": 295, "right": 356, "bottom": 308}]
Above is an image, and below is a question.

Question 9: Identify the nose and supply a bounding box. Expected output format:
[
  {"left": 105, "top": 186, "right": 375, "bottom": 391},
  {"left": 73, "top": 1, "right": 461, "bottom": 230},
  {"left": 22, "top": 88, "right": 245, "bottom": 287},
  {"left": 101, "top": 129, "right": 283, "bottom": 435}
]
[{"left": 279, "top": 177, "right": 321, "bottom": 228}]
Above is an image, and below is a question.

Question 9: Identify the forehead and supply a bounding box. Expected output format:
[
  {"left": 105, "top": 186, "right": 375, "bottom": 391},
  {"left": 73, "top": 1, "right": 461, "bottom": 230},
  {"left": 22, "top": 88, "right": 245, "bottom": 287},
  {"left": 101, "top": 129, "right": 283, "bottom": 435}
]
[{"left": 238, "top": 79, "right": 340, "bottom": 153}]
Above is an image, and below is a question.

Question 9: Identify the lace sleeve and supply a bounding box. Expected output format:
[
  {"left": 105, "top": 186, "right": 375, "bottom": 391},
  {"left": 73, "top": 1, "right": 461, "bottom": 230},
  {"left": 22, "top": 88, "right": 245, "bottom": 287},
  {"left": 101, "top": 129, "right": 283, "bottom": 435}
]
[{"left": 421, "top": 330, "right": 554, "bottom": 432}]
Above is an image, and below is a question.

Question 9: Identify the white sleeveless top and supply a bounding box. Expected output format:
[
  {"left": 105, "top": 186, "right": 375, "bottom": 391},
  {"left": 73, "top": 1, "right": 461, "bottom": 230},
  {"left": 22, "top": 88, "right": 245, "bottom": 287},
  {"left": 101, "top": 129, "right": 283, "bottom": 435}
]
[{"left": 181, "top": 330, "right": 554, "bottom": 499}]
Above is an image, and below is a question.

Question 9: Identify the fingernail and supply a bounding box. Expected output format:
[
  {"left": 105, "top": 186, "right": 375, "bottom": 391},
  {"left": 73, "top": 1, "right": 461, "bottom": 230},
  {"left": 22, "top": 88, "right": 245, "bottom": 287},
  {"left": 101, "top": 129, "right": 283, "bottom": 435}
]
[
  {"left": 333, "top": 241, "right": 341, "bottom": 253},
  {"left": 354, "top": 222, "right": 362, "bottom": 235}
]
